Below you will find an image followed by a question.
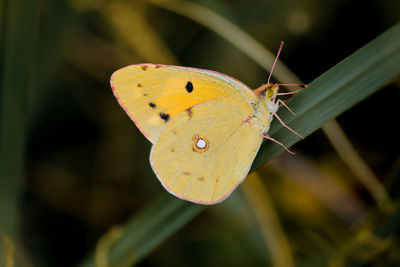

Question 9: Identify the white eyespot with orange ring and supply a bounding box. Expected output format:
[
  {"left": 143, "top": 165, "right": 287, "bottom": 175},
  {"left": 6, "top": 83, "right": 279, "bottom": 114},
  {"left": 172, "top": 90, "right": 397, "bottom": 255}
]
[{"left": 192, "top": 135, "right": 209, "bottom": 153}]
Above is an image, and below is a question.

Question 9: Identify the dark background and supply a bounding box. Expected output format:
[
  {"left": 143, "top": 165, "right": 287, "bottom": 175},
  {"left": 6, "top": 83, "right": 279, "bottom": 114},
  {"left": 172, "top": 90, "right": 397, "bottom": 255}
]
[{"left": 1, "top": 0, "right": 399, "bottom": 266}]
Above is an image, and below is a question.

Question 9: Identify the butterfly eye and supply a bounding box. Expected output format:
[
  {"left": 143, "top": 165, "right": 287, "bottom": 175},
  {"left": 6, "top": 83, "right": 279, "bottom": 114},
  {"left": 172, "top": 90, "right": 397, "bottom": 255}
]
[{"left": 267, "top": 88, "right": 274, "bottom": 98}]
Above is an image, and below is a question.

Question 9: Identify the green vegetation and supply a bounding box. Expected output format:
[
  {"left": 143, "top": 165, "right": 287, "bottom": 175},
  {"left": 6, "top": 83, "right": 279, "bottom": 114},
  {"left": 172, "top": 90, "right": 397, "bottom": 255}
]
[{"left": 1, "top": 0, "right": 399, "bottom": 266}]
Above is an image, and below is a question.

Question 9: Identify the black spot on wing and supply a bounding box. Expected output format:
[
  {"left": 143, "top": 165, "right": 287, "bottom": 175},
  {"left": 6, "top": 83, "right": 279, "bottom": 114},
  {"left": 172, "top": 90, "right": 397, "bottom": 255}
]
[
  {"left": 141, "top": 65, "right": 148, "bottom": 71},
  {"left": 149, "top": 102, "right": 156, "bottom": 109},
  {"left": 185, "top": 81, "right": 193, "bottom": 93},
  {"left": 160, "top": 112, "right": 170, "bottom": 122}
]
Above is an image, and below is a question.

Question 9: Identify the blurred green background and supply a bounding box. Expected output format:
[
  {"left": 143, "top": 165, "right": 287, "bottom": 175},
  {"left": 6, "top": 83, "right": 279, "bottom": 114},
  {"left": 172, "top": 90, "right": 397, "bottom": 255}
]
[{"left": 1, "top": 0, "right": 400, "bottom": 266}]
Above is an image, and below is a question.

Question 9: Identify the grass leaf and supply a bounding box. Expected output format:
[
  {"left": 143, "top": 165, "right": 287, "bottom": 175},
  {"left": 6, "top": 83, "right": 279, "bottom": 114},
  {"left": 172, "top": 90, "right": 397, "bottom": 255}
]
[
  {"left": 0, "top": 0, "right": 39, "bottom": 238},
  {"left": 252, "top": 22, "right": 400, "bottom": 170},
  {"left": 77, "top": 22, "right": 400, "bottom": 266},
  {"left": 77, "top": 193, "right": 204, "bottom": 267}
]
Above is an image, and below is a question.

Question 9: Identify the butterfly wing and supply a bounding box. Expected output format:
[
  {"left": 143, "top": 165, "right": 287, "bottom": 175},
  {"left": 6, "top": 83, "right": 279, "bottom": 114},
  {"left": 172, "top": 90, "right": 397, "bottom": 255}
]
[
  {"left": 150, "top": 97, "right": 264, "bottom": 204},
  {"left": 111, "top": 64, "right": 256, "bottom": 143}
]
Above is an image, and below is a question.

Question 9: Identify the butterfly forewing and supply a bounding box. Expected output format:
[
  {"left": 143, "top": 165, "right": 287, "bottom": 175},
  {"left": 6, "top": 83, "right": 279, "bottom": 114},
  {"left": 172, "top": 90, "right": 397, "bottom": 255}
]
[{"left": 111, "top": 64, "right": 256, "bottom": 143}]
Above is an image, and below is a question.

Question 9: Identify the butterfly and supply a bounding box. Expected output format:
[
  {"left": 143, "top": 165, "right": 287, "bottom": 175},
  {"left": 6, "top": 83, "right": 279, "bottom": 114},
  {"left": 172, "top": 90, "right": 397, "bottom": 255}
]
[{"left": 110, "top": 42, "right": 304, "bottom": 204}]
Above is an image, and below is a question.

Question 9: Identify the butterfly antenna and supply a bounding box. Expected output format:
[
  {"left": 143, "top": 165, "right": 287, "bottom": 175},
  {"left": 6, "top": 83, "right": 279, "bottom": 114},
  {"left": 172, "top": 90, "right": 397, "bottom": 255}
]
[
  {"left": 267, "top": 43, "right": 308, "bottom": 88},
  {"left": 278, "top": 84, "right": 308, "bottom": 88},
  {"left": 267, "top": 41, "right": 284, "bottom": 85}
]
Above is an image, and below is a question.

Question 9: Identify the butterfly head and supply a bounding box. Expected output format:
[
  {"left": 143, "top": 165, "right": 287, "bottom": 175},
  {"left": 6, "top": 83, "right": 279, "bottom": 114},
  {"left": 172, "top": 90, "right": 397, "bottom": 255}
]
[{"left": 254, "top": 83, "right": 279, "bottom": 100}]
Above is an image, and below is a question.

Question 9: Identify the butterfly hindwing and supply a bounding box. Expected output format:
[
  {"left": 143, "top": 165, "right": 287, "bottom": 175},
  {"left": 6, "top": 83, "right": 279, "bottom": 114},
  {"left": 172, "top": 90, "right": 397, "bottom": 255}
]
[
  {"left": 110, "top": 64, "right": 256, "bottom": 143},
  {"left": 150, "top": 97, "right": 264, "bottom": 204}
]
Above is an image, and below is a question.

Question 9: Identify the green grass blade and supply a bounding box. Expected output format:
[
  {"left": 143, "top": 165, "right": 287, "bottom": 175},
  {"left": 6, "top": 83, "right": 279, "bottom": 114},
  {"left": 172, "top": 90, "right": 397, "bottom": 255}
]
[
  {"left": 0, "top": 0, "right": 39, "bottom": 239},
  {"left": 148, "top": 0, "right": 389, "bottom": 209},
  {"left": 252, "top": 22, "right": 400, "bottom": 170},
  {"left": 77, "top": 22, "right": 400, "bottom": 266},
  {"left": 77, "top": 193, "right": 204, "bottom": 267},
  {"left": 147, "top": 0, "right": 302, "bottom": 85}
]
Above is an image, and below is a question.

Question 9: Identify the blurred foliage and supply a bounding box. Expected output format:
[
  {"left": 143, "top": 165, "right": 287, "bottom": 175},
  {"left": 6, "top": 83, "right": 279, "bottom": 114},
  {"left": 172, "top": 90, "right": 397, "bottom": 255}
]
[{"left": 0, "top": 0, "right": 400, "bottom": 267}]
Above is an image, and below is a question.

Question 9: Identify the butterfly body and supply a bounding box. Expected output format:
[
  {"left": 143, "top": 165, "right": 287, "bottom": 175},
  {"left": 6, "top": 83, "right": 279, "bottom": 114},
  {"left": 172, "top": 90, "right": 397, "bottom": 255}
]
[{"left": 111, "top": 64, "right": 280, "bottom": 204}]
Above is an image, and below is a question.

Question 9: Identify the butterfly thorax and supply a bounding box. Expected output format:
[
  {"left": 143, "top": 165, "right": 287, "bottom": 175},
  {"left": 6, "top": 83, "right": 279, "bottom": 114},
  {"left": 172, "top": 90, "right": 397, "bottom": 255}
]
[{"left": 249, "top": 83, "right": 280, "bottom": 134}]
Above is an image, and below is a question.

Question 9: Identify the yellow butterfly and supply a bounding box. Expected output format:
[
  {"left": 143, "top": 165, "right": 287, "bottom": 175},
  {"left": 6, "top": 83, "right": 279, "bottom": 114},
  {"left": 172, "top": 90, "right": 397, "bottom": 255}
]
[{"left": 111, "top": 43, "right": 303, "bottom": 204}]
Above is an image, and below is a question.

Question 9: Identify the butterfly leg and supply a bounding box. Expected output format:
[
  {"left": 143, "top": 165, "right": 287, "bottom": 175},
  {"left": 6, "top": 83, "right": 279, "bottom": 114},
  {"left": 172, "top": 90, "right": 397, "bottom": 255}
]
[
  {"left": 261, "top": 134, "right": 295, "bottom": 154},
  {"left": 272, "top": 112, "right": 304, "bottom": 139},
  {"left": 276, "top": 99, "right": 296, "bottom": 115}
]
